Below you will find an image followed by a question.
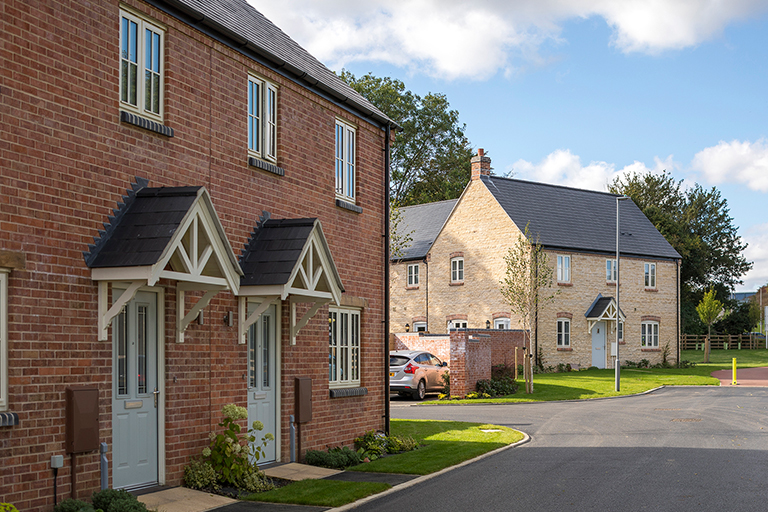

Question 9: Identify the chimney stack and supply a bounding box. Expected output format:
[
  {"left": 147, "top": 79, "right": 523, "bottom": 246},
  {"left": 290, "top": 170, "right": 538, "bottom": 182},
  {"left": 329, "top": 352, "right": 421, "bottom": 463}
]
[{"left": 471, "top": 148, "right": 491, "bottom": 180}]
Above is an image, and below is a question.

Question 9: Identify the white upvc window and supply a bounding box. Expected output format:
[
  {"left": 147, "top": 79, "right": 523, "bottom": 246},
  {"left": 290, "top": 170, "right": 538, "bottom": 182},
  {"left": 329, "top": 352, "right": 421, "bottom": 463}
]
[
  {"left": 407, "top": 264, "right": 419, "bottom": 286},
  {"left": 447, "top": 320, "right": 467, "bottom": 331},
  {"left": 451, "top": 257, "right": 464, "bottom": 283},
  {"left": 557, "top": 318, "right": 570, "bottom": 347},
  {"left": 335, "top": 119, "right": 356, "bottom": 202},
  {"left": 413, "top": 321, "right": 427, "bottom": 332},
  {"left": 618, "top": 321, "right": 624, "bottom": 342},
  {"left": 0, "top": 270, "right": 8, "bottom": 411},
  {"left": 641, "top": 321, "right": 659, "bottom": 348},
  {"left": 248, "top": 75, "right": 277, "bottom": 162},
  {"left": 494, "top": 318, "right": 511, "bottom": 329},
  {"left": 329, "top": 307, "right": 360, "bottom": 387},
  {"left": 120, "top": 9, "right": 164, "bottom": 120},
  {"left": 557, "top": 255, "right": 571, "bottom": 283},
  {"left": 644, "top": 262, "right": 657, "bottom": 288},
  {"left": 606, "top": 259, "right": 617, "bottom": 282}
]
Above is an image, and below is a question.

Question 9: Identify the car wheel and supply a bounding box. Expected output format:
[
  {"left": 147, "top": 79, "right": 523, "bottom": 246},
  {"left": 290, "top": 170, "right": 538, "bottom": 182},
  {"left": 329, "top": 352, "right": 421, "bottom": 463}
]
[{"left": 412, "top": 380, "right": 426, "bottom": 401}]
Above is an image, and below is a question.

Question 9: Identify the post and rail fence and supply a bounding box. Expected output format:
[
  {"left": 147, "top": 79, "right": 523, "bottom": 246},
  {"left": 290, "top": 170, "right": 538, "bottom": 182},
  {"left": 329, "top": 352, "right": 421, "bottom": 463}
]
[{"left": 681, "top": 333, "right": 766, "bottom": 351}]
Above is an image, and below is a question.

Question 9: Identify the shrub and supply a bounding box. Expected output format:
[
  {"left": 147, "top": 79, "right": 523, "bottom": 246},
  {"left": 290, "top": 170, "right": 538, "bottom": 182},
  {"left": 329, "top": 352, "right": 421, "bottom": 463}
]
[
  {"left": 440, "top": 370, "right": 450, "bottom": 394},
  {"left": 305, "top": 446, "right": 361, "bottom": 469},
  {"left": 54, "top": 500, "right": 94, "bottom": 512},
  {"left": 491, "top": 363, "right": 516, "bottom": 380},
  {"left": 678, "top": 360, "right": 696, "bottom": 369},
  {"left": 354, "top": 430, "right": 388, "bottom": 460},
  {"left": 91, "top": 489, "right": 137, "bottom": 512},
  {"left": 103, "top": 499, "right": 148, "bottom": 512},
  {"left": 0, "top": 505, "right": 20, "bottom": 512},
  {"left": 236, "top": 465, "right": 275, "bottom": 493},
  {"left": 184, "top": 459, "right": 219, "bottom": 490},
  {"left": 386, "top": 434, "right": 419, "bottom": 453},
  {"left": 476, "top": 376, "right": 517, "bottom": 397},
  {"left": 185, "top": 404, "right": 274, "bottom": 491}
]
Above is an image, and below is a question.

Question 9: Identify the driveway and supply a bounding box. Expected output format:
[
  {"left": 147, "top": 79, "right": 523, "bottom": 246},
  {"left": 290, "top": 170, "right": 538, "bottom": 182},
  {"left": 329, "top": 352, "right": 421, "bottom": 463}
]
[{"left": 361, "top": 387, "right": 768, "bottom": 512}]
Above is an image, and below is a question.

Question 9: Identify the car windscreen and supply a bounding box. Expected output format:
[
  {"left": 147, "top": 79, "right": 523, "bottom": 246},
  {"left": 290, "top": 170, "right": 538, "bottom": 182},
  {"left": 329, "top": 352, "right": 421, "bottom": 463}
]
[{"left": 390, "top": 355, "right": 411, "bottom": 367}]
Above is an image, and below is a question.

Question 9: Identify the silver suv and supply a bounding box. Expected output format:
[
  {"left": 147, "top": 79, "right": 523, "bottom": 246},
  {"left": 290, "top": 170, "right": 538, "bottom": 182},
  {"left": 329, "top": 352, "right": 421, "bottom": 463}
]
[{"left": 389, "top": 350, "right": 448, "bottom": 400}]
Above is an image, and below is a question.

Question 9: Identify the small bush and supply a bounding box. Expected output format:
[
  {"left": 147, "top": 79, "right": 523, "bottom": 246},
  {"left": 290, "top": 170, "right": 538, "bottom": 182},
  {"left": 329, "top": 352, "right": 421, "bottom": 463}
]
[
  {"left": 0, "top": 505, "right": 20, "bottom": 512},
  {"left": 476, "top": 376, "right": 517, "bottom": 397},
  {"left": 305, "top": 446, "right": 361, "bottom": 469},
  {"left": 184, "top": 459, "right": 219, "bottom": 490},
  {"left": 678, "top": 360, "right": 696, "bottom": 368},
  {"left": 440, "top": 370, "right": 450, "bottom": 394},
  {"left": 386, "top": 434, "right": 419, "bottom": 453},
  {"left": 354, "top": 430, "right": 388, "bottom": 460},
  {"left": 104, "top": 499, "right": 148, "bottom": 512},
  {"left": 54, "top": 499, "right": 94, "bottom": 512},
  {"left": 235, "top": 466, "right": 275, "bottom": 493}
]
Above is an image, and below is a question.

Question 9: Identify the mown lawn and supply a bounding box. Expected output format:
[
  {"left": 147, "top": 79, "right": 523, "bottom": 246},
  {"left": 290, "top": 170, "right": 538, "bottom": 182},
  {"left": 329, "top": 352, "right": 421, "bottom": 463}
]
[
  {"left": 426, "top": 348, "right": 768, "bottom": 404},
  {"left": 242, "top": 419, "right": 523, "bottom": 506}
]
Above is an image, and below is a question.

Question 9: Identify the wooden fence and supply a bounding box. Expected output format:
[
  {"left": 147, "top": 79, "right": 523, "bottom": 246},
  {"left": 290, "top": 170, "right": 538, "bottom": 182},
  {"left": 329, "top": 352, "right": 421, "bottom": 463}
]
[{"left": 682, "top": 333, "right": 766, "bottom": 351}]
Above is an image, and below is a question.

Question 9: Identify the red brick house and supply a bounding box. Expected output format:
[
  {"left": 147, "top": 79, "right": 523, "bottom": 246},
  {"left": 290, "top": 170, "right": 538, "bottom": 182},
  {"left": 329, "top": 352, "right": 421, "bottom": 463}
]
[{"left": 0, "top": 0, "right": 395, "bottom": 508}]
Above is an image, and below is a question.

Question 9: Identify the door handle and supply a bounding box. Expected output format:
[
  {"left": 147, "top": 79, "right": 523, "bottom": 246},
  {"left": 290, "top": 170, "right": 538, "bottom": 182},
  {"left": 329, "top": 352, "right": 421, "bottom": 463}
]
[{"left": 153, "top": 387, "right": 160, "bottom": 408}]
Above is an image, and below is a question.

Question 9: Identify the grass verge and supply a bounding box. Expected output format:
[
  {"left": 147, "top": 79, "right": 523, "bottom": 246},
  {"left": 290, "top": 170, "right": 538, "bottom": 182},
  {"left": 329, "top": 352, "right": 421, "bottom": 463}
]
[
  {"left": 242, "top": 479, "right": 390, "bottom": 507},
  {"left": 425, "top": 349, "right": 768, "bottom": 404},
  {"left": 241, "top": 419, "right": 523, "bottom": 506}
]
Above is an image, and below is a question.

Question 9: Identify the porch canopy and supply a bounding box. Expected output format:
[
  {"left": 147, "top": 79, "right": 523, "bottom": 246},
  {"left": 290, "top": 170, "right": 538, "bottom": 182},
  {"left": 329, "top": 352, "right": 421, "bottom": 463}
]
[
  {"left": 238, "top": 214, "right": 343, "bottom": 345},
  {"left": 85, "top": 180, "right": 243, "bottom": 342},
  {"left": 584, "top": 294, "right": 626, "bottom": 334}
]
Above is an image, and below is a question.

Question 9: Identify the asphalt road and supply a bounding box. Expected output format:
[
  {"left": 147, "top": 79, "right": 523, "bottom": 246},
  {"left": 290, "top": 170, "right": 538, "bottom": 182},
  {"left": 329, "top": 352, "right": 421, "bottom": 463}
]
[{"left": 362, "top": 387, "right": 768, "bottom": 512}]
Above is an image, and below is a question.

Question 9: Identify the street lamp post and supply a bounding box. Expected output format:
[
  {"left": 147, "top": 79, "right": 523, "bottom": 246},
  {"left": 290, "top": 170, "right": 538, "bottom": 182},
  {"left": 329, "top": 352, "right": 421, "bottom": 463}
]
[{"left": 616, "top": 195, "right": 630, "bottom": 392}]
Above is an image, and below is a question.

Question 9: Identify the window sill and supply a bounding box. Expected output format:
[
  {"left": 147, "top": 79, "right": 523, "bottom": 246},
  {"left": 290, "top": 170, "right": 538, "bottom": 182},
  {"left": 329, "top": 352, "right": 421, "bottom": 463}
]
[
  {"left": 120, "top": 111, "right": 174, "bottom": 137},
  {"left": 645, "top": 288, "right": 658, "bottom": 292},
  {"left": 641, "top": 348, "right": 661, "bottom": 352},
  {"left": 0, "top": 412, "right": 19, "bottom": 427},
  {"left": 405, "top": 285, "right": 419, "bottom": 290},
  {"left": 248, "top": 157, "right": 285, "bottom": 176},
  {"left": 557, "top": 282, "right": 573, "bottom": 287},
  {"left": 557, "top": 347, "right": 572, "bottom": 351},
  {"left": 606, "top": 281, "right": 616, "bottom": 286},
  {"left": 329, "top": 387, "right": 367, "bottom": 398},
  {"left": 336, "top": 198, "right": 363, "bottom": 214},
  {"left": 449, "top": 282, "right": 464, "bottom": 286}
]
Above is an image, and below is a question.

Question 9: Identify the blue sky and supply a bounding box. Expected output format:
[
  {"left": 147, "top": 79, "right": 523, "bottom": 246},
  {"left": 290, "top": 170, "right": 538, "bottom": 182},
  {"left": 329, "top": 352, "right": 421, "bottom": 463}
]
[{"left": 249, "top": 0, "right": 768, "bottom": 292}]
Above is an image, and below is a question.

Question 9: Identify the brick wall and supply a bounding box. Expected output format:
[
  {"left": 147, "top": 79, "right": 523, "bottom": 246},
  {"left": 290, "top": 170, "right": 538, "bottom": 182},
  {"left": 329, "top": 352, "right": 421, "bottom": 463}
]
[
  {"left": 0, "top": 1, "right": 387, "bottom": 509},
  {"left": 392, "top": 329, "right": 525, "bottom": 397}
]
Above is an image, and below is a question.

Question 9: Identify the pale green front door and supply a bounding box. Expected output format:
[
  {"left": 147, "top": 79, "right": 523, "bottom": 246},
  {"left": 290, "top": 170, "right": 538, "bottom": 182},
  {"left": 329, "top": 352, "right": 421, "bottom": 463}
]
[
  {"left": 247, "top": 303, "right": 277, "bottom": 463},
  {"left": 112, "top": 290, "right": 159, "bottom": 489}
]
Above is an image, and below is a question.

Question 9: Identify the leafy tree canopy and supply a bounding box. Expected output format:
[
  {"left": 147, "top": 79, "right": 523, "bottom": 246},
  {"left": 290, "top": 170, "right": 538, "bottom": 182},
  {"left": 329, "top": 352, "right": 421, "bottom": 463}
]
[
  {"left": 609, "top": 171, "right": 752, "bottom": 332},
  {"left": 339, "top": 70, "right": 473, "bottom": 205}
]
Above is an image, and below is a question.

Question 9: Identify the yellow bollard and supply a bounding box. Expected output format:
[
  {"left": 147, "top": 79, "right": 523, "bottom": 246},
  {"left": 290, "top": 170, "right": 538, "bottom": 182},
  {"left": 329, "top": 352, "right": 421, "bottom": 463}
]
[{"left": 732, "top": 358, "right": 738, "bottom": 386}]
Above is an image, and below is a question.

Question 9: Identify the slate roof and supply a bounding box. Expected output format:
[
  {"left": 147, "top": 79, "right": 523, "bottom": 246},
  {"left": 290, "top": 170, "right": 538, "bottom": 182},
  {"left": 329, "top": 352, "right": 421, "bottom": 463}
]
[
  {"left": 240, "top": 217, "right": 317, "bottom": 287},
  {"left": 85, "top": 185, "right": 201, "bottom": 268},
  {"left": 481, "top": 176, "right": 681, "bottom": 260},
  {"left": 394, "top": 199, "right": 458, "bottom": 261},
  {"left": 584, "top": 295, "right": 624, "bottom": 319},
  {"left": 167, "top": 0, "right": 394, "bottom": 128}
]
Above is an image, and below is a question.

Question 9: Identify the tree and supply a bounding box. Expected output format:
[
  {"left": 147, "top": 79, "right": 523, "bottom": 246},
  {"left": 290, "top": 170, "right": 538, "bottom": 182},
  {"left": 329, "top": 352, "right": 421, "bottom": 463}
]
[
  {"left": 339, "top": 71, "right": 474, "bottom": 205},
  {"left": 609, "top": 171, "right": 752, "bottom": 332},
  {"left": 714, "top": 299, "right": 760, "bottom": 335},
  {"left": 697, "top": 288, "right": 723, "bottom": 363},
  {"left": 389, "top": 201, "right": 412, "bottom": 259},
  {"left": 499, "top": 224, "right": 558, "bottom": 394}
]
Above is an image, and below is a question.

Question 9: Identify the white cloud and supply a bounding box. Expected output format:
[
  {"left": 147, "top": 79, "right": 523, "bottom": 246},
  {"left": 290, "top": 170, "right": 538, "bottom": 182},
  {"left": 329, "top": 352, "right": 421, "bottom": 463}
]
[
  {"left": 247, "top": 0, "right": 768, "bottom": 79},
  {"left": 738, "top": 223, "right": 768, "bottom": 292},
  {"left": 509, "top": 150, "right": 672, "bottom": 191},
  {"left": 690, "top": 138, "right": 768, "bottom": 192}
]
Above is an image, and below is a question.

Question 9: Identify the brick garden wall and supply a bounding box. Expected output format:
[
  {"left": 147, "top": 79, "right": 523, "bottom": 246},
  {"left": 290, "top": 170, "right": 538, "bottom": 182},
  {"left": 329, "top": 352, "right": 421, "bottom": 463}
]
[{"left": 0, "top": 0, "right": 387, "bottom": 509}]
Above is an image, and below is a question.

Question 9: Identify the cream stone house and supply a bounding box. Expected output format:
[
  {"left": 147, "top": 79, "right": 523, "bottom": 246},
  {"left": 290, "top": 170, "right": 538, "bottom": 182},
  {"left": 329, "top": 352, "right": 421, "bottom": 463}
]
[{"left": 391, "top": 150, "right": 682, "bottom": 369}]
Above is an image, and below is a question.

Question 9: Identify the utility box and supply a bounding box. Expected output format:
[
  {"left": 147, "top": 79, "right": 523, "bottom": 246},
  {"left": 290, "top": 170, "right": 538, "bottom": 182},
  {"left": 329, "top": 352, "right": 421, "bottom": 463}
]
[
  {"left": 65, "top": 386, "right": 100, "bottom": 454},
  {"left": 294, "top": 377, "right": 312, "bottom": 424}
]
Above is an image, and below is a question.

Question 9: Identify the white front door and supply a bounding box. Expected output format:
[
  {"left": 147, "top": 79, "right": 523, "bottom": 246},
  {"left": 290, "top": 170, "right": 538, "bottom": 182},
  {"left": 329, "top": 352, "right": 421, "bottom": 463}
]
[
  {"left": 112, "top": 290, "right": 159, "bottom": 489},
  {"left": 247, "top": 303, "right": 277, "bottom": 463},
  {"left": 591, "top": 321, "right": 606, "bottom": 369}
]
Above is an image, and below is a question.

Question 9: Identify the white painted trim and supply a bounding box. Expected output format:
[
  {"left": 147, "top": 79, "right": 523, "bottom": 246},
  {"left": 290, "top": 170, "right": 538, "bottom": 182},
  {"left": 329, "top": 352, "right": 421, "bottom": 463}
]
[
  {"left": 0, "top": 270, "right": 8, "bottom": 411},
  {"left": 239, "top": 296, "right": 279, "bottom": 344},
  {"left": 274, "top": 300, "right": 282, "bottom": 462},
  {"left": 98, "top": 281, "right": 145, "bottom": 341},
  {"left": 176, "top": 287, "right": 223, "bottom": 343}
]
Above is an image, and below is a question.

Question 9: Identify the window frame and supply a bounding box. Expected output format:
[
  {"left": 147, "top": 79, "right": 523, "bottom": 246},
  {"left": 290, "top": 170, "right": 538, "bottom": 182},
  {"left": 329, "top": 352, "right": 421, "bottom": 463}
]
[
  {"left": 335, "top": 119, "right": 356, "bottom": 202},
  {"left": 641, "top": 321, "right": 659, "bottom": 348},
  {"left": 606, "top": 259, "right": 617, "bottom": 282},
  {"left": 0, "top": 270, "right": 8, "bottom": 411},
  {"left": 557, "top": 318, "right": 570, "bottom": 348},
  {"left": 413, "top": 321, "right": 427, "bottom": 332},
  {"left": 328, "top": 307, "right": 361, "bottom": 388},
  {"left": 119, "top": 9, "right": 165, "bottom": 121},
  {"left": 494, "top": 318, "right": 511, "bottom": 329},
  {"left": 247, "top": 74, "right": 278, "bottom": 163},
  {"left": 447, "top": 320, "right": 468, "bottom": 331},
  {"left": 451, "top": 257, "right": 464, "bottom": 283},
  {"left": 644, "top": 262, "right": 657, "bottom": 288},
  {"left": 557, "top": 255, "right": 571, "bottom": 283},
  {"left": 407, "top": 263, "right": 419, "bottom": 286}
]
